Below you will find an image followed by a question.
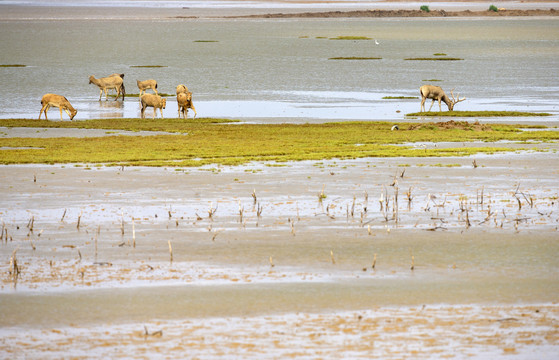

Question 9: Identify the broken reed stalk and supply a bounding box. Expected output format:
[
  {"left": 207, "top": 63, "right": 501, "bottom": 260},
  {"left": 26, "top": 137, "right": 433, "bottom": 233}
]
[
  {"left": 411, "top": 253, "right": 415, "bottom": 271},
  {"left": 330, "top": 250, "right": 336, "bottom": 265},
  {"left": 168, "top": 240, "right": 173, "bottom": 264},
  {"left": 60, "top": 209, "right": 67, "bottom": 222},
  {"left": 257, "top": 202, "right": 263, "bottom": 218},
  {"left": 10, "top": 248, "right": 20, "bottom": 284},
  {"left": 76, "top": 211, "right": 82, "bottom": 230},
  {"left": 372, "top": 253, "right": 377, "bottom": 270},
  {"left": 27, "top": 216, "right": 34, "bottom": 232},
  {"left": 269, "top": 256, "right": 274, "bottom": 268},
  {"left": 252, "top": 189, "right": 257, "bottom": 204},
  {"left": 238, "top": 201, "right": 244, "bottom": 223},
  {"left": 120, "top": 213, "right": 125, "bottom": 236}
]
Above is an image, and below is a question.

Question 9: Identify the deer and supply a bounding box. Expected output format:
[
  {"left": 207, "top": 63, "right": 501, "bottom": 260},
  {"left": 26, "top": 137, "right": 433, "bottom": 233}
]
[
  {"left": 419, "top": 85, "right": 465, "bottom": 112},
  {"left": 137, "top": 79, "right": 158, "bottom": 98},
  {"left": 38, "top": 94, "right": 77, "bottom": 121},
  {"left": 177, "top": 91, "right": 196, "bottom": 119},
  {"left": 176, "top": 84, "right": 189, "bottom": 95},
  {"left": 140, "top": 94, "right": 166, "bottom": 119},
  {"left": 89, "top": 74, "right": 125, "bottom": 101}
]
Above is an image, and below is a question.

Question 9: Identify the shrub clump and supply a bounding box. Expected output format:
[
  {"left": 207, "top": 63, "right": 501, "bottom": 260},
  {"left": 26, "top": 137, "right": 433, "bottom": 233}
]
[
  {"left": 489, "top": 5, "right": 499, "bottom": 12},
  {"left": 420, "top": 5, "right": 430, "bottom": 13}
]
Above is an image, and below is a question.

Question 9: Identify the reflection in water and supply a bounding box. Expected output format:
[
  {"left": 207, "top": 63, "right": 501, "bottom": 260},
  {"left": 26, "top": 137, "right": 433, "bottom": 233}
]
[{"left": 98, "top": 99, "right": 124, "bottom": 118}]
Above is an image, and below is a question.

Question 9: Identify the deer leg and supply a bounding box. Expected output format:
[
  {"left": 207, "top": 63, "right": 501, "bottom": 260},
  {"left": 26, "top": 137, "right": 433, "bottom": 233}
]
[
  {"left": 428, "top": 99, "right": 435, "bottom": 112},
  {"left": 44, "top": 104, "right": 50, "bottom": 121},
  {"left": 190, "top": 104, "right": 197, "bottom": 119},
  {"left": 420, "top": 97, "right": 426, "bottom": 112},
  {"left": 141, "top": 103, "right": 146, "bottom": 119},
  {"left": 39, "top": 104, "right": 48, "bottom": 120},
  {"left": 98, "top": 89, "right": 103, "bottom": 101}
]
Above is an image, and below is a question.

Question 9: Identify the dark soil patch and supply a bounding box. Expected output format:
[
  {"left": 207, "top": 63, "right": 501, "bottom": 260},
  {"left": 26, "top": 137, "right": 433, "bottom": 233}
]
[{"left": 408, "top": 120, "right": 493, "bottom": 131}]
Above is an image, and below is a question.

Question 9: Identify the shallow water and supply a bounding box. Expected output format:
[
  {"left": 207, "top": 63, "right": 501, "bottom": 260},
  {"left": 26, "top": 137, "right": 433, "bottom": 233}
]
[{"left": 1, "top": 16, "right": 558, "bottom": 122}]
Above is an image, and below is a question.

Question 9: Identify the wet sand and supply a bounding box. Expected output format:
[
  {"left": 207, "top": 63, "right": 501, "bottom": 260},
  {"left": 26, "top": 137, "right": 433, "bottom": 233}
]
[{"left": 1, "top": 148, "right": 558, "bottom": 358}]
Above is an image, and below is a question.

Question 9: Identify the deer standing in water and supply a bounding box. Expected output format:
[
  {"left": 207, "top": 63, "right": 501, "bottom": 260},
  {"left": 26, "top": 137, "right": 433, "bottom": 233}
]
[
  {"left": 420, "top": 85, "right": 465, "bottom": 112},
  {"left": 38, "top": 94, "right": 77, "bottom": 121},
  {"left": 89, "top": 74, "right": 125, "bottom": 101}
]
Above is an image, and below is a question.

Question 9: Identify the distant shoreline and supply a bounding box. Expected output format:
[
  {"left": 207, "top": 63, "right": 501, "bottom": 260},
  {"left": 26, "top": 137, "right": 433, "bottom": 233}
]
[{"left": 218, "top": 8, "right": 559, "bottom": 19}]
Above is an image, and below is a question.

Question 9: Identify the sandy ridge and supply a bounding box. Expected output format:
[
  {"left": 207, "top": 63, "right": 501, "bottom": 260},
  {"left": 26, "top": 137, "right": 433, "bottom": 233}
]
[{"left": 219, "top": 8, "right": 559, "bottom": 18}]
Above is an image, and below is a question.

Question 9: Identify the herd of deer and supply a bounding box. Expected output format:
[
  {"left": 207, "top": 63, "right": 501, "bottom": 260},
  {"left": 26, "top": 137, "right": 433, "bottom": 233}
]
[
  {"left": 38, "top": 73, "right": 197, "bottom": 121},
  {"left": 38, "top": 75, "right": 464, "bottom": 121}
]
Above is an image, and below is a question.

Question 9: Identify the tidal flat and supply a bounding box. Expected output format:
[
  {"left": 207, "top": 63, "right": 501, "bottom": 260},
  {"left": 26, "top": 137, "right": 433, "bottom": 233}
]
[{"left": 1, "top": 2, "right": 559, "bottom": 359}]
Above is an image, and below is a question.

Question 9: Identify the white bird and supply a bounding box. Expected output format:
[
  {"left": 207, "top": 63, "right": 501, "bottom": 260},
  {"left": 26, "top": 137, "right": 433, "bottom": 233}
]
[{"left": 374, "top": 39, "right": 380, "bottom": 45}]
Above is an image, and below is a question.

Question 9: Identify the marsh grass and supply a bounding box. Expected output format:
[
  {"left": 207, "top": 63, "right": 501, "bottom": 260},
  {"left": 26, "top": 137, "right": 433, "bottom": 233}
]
[
  {"left": 0, "top": 64, "right": 26, "bottom": 67},
  {"left": 194, "top": 40, "right": 219, "bottom": 43},
  {"left": 130, "top": 65, "right": 167, "bottom": 68},
  {"left": 329, "top": 57, "right": 382, "bottom": 60},
  {"left": 382, "top": 96, "right": 418, "bottom": 100},
  {"left": 407, "top": 111, "right": 552, "bottom": 117},
  {"left": 405, "top": 57, "right": 463, "bottom": 61},
  {"left": 0, "top": 119, "right": 558, "bottom": 166},
  {"left": 330, "top": 36, "right": 372, "bottom": 40}
]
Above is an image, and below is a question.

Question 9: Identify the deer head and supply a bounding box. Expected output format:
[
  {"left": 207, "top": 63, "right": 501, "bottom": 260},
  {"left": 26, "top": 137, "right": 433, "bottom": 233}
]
[{"left": 448, "top": 89, "right": 466, "bottom": 111}]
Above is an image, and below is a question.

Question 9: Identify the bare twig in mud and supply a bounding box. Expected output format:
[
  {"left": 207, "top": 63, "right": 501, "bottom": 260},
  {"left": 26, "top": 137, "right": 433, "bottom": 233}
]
[
  {"left": 60, "top": 209, "right": 67, "bottom": 222},
  {"left": 120, "top": 213, "right": 125, "bottom": 236},
  {"left": 269, "top": 256, "right": 275, "bottom": 268},
  {"left": 33, "top": 174, "right": 36, "bottom": 183},
  {"left": 410, "top": 253, "right": 415, "bottom": 271},
  {"left": 257, "top": 202, "right": 263, "bottom": 218},
  {"left": 465, "top": 210, "right": 471, "bottom": 228},
  {"left": 168, "top": 240, "right": 173, "bottom": 264},
  {"left": 76, "top": 211, "right": 82, "bottom": 230},
  {"left": 330, "top": 250, "right": 336, "bottom": 265},
  {"left": 289, "top": 218, "right": 296, "bottom": 236},
  {"left": 372, "top": 253, "right": 377, "bottom": 270},
  {"left": 143, "top": 326, "right": 163, "bottom": 338},
  {"left": 252, "top": 189, "right": 257, "bottom": 204},
  {"left": 473, "top": 159, "right": 478, "bottom": 168},
  {"left": 27, "top": 216, "right": 34, "bottom": 232},
  {"left": 238, "top": 201, "right": 244, "bottom": 223},
  {"left": 406, "top": 187, "right": 413, "bottom": 210},
  {"left": 208, "top": 203, "right": 218, "bottom": 220},
  {"left": 400, "top": 167, "right": 406, "bottom": 178},
  {"left": 77, "top": 249, "right": 82, "bottom": 262},
  {"left": 10, "top": 248, "right": 20, "bottom": 284},
  {"left": 211, "top": 229, "right": 223, "bottom": 241}
]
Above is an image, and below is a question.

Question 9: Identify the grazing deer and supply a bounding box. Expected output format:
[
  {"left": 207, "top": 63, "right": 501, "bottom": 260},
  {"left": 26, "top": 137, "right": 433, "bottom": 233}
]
[
  {"left": 140, "top": 94, "right": 166, "bottom": 119},
  {"left": 38, "top": 94, "right": 77, "bottom": 121},
  {"left": 137, "top": 79, "right": 158, "bottom": 98},
  {"left": 89, "top": 74, "right": 125, "bottom": 101},
  {"left": 177, "top": 91, "right": 196, "bottom": 119},
  {"left": 420, "top": 85, "right": 465, "bottom": 112}
]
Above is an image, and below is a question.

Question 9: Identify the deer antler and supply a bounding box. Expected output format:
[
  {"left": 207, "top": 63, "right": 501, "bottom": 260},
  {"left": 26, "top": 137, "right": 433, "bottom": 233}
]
[{"left": 450, "top": 89, "right": 466, "bottom": 105}]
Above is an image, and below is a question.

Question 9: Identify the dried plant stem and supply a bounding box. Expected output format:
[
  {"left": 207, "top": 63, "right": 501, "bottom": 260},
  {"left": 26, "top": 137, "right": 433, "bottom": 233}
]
[
  {"left": 330, "top": 250, "right": 336, "bottom": 265},
  {"left": 410, "top": 252, "right": 415, "bottom": 271},
  {"left": 168, "top": 240, "right": 173, "bottom": 264},
  {"left": 372, "top": 253, "right": 377, "bottom": 270},
  {"left": 76, "top": 211, "right": 82, "bottom": 230},
  {"left": 60, "top": 209, "right": 67, "bottom": 222},
  {"left": 269, "top": 256, "right": 274, "bottom": 268}
]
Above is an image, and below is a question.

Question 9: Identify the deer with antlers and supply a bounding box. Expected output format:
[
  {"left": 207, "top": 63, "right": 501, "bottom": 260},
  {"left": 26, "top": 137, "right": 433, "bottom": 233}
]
[{"left": 420, "top": 85, "right": 465, "bottom": 112}]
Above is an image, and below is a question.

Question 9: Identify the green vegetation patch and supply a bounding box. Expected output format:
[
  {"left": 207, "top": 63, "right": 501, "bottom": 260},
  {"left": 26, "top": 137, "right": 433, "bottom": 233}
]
[
  {"left": 329, "top": 57, "right": 382, "bottom": 60},
  {"left": 194, "top": 40, "right": 219, "bottom": 43},
  {"left": 433, "top": 53, "right": 447, "bottom": 56},
  {"left": 130, "top": 65, "right": 168, "bottom": 68},
  {"left": 383, "top": 96, "right": 418, "bottom": 100},
  {"left": 330, "top": 36, "right": 372, "bottom": 40},
  {"left": 405, "top": 57, "right": 463, "bottom": 61},
  {"left": 0, "top": 64, "right": 26, "bottom": 67},
  {"left": 422, "top": 79, "right": 443, "bottom": 82},
  {"left": 1, "top": 119, "right": 558, "bottom": 167},
  {"left": 407, "top": 111, "right": 552, "bottom": 117}
]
